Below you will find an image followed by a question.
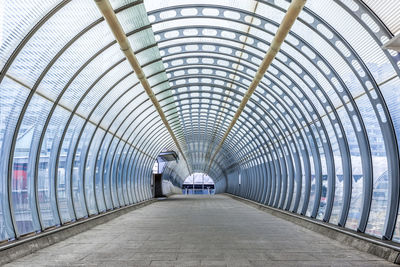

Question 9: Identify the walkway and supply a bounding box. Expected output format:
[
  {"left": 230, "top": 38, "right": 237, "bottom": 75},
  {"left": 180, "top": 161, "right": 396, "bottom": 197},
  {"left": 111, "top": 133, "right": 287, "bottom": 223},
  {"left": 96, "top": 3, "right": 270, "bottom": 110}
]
[{"left": 5, "top": 195, "right": 394, "bottom": 266}]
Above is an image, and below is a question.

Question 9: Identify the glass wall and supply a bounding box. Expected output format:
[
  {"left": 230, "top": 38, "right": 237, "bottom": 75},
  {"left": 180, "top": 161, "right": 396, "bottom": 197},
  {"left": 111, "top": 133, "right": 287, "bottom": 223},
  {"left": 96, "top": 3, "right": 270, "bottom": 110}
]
[
  {"left": 147, "top": 0, "right": 400, "bottom": 241},
  {"left": 0, "top": 0, "right": 168, "bottom": 240}
]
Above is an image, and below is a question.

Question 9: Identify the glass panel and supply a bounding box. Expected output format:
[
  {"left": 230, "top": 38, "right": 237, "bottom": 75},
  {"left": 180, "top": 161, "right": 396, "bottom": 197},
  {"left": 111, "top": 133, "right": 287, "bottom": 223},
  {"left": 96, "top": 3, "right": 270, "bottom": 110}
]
[
  {"left": 129, "top": 150, "right": 139, "bottom": 203},
  {"left": 381, "top": 77, "right": 400, "bottom": 241},
  {"left": 112, "top": 142, "right": 125, "bottom": 206},
  {"left": 72, "top": 123, "right": 96, "bottom": 219},
  {"left": 7, "top": 0, "right": 101, "bottom": 87},
  {"left": 38, "top": 106, "right": 70, "bottom": 228},
  {"left": 117, "top": 145, "right": 129, "bottom": 205},
  {"left": 359, "top": 92, "right": 389, "bottom": 237},
  {"left": 0, "top": 77, "right": 30, "bottom": 241},
  {"left": 0, "top": 0, "right": 59, "bottom": 70},
  {"left": 123, "top": 148, "right": 133, "bottom": 204},
  {"left": 85, "top": 128, "right": 105, "bottom": 215},
  {"left": 329, "top": 123, "right": 345, "bottom": 225},
  {"left": 76, "top": 62, "right": 132, "bottom": 117},
  {"left": 338, "top": 104, "right": 363, "bottom": 230},
  {"left": 36, "top": 21, "right": 115, "bottom": 102},
  {"left": 362, "top": 0, "right": 400, "bottom": 35},
  {"left": 12, "top": 94, "right": 53, "bottom": 235},
  {"left": 57, "top": 116, "right": 85, "bottom": 223},
  {"left": 95, "top": 133, "right": 113, "bottom": 212},
  {"left": 104, "top": 138, "right": 119, "bottom": 208},
  {"left": 90, "top": 75, "right": 139, "bottom": 125}
]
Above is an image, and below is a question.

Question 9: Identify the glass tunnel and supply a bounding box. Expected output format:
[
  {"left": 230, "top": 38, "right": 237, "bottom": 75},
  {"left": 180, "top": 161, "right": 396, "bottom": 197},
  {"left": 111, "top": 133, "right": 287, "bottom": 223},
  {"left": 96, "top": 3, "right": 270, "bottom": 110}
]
[{"left": 0, "top": 0, "right": 400, "bottom": 245}]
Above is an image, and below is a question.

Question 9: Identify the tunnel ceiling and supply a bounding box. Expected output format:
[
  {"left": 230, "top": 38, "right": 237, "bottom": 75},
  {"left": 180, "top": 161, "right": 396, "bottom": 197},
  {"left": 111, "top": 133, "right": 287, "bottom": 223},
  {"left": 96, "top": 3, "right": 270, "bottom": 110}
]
[{"left": 1, "top": 0, "right": 400, "bottom": 242}]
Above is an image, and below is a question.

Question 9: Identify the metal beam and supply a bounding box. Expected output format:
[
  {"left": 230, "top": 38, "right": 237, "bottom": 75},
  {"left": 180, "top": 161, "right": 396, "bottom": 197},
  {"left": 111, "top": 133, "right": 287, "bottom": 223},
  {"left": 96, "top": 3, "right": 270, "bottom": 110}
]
[
  {"left": 206, "top": 0, "right": 307, "bottom": 173},
  {"left": 94, "top": 0, "right": 191, "bottom": 174}
]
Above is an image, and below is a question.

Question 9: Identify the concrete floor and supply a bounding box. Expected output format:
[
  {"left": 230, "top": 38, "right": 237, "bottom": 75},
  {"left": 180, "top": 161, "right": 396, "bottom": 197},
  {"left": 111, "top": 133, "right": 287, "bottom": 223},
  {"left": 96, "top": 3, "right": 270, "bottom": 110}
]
[{"left": 5, "top": 194, "right": 395, "bottom": 267}]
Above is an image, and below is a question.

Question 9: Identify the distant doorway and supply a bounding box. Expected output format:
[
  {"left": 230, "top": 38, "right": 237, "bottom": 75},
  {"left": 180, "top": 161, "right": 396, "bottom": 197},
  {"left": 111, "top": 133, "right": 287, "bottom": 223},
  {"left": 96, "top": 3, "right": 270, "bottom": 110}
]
[
  {"left": 151, "top": 150, "right": 179, "bottom": 197},
  {"left": 182, "top": 173, "right": 215, "bottom": 195}
]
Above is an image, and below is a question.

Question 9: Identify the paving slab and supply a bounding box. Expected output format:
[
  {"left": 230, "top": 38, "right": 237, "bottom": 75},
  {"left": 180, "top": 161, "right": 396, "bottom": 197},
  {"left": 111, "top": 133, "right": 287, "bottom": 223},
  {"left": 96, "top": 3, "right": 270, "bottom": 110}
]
[{"left": 4, "top": 194, "right": 396, "bottom": 266}]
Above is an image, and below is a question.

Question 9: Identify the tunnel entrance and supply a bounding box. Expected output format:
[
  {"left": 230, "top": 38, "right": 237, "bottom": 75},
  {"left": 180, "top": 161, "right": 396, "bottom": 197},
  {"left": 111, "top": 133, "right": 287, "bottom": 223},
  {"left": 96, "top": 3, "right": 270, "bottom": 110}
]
[
  {"left": 153, "top": 174, "right": 165, "bottom": 198},
  {"left": 182, "top": 173, "right": 215, "bottom": 195}
]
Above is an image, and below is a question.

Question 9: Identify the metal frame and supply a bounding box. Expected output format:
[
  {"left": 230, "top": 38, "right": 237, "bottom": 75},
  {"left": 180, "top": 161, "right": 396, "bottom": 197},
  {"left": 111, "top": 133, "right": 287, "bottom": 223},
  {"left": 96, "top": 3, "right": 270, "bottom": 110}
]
[{"left": 1, "top": 0, "right": 399, "bottom": 243}]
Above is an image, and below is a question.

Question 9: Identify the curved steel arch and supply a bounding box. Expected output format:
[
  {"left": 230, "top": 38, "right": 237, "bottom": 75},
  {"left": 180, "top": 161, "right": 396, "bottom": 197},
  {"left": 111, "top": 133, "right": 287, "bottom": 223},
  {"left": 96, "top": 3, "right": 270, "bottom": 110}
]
[
  {"left": 1, "top": 0, "right": 400, "bottom": 243},
  {"left": 153, "top": 22, "right": 376, "bottom": 226},
  {"left": 148, "top": 2, "right": 399, "bottom": 237},
  {"left": 167, "top": 85, "right": 308, "bottom": 210},
  {"left": 158, "top": 86, "right": 308, "bottom": 205}
]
